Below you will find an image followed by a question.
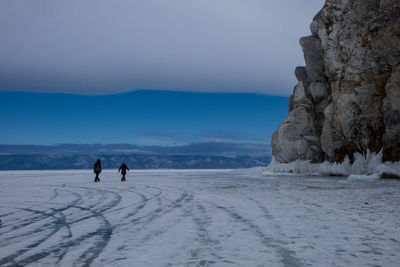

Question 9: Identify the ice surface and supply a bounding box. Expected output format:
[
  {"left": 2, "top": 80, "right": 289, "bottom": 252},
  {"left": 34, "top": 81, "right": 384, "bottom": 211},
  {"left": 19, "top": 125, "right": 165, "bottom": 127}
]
[
  {"left": 1, "top": 169, "right": 400, "bottom": 266},
  {"left": 265, "top": 150, "right": 400, "bottom": 179}
]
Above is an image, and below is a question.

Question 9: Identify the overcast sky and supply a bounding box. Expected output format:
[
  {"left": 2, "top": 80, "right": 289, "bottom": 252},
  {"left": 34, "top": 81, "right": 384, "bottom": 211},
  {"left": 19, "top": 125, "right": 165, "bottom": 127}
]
[{"left": 0, "top": 0, "right": 325, "bottom": 96}]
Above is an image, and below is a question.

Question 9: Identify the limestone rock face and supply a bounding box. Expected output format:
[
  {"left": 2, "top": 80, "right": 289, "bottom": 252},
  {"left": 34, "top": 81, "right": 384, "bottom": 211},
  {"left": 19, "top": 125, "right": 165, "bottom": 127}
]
[
  {"left": 272, "top": 107, "right": 323, "bottom": 163},
  {"left": 272, "top": 0, "right": 400, "bottom": 163}
]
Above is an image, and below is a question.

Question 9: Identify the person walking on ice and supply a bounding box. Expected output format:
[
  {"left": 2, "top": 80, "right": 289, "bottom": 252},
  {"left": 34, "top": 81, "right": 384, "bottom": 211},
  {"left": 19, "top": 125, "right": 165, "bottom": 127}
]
[
  {"left": 94, "top": 159, "right": 102, "bottom": 182},
  {"left": 118, "top": 162, "right": 129, "bottom": 182}
]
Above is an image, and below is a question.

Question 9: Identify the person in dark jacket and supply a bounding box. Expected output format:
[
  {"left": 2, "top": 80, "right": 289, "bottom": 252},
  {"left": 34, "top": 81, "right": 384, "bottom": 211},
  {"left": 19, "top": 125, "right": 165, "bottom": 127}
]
[
  {"left": 118, "top": 163, "right": 129, "bottom": 182},
  {"left": 94, "top": 159, "right": 102, "bottom": 182}
]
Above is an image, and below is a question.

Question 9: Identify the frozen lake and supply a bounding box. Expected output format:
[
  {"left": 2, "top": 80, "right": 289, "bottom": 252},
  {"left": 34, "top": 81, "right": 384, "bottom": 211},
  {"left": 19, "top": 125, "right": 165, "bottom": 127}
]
[{"left": 1, "top": 169, "right": 400, "bottom": 266}]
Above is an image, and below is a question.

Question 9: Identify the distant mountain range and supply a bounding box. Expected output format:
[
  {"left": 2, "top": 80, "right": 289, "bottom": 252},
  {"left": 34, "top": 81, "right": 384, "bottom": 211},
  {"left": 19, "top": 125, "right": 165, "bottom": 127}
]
[{"left": 0, "top": 143, "right": 271, "bottom": 170}]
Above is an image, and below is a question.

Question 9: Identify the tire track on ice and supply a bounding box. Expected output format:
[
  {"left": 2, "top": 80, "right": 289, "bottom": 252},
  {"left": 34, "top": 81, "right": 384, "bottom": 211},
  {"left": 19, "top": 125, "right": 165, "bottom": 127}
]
[
  {"left": 65, "top": 186, "right": 122, "bottom": 266},
  {"left": 0, "top": 187, "right": 84, "bottom": 265},
  {"left": 0, "top": 188, "right": 82, "bottom": 237},
  {"left": 115, "top": 185, "right": 163, "bottom": 223},
  {"left": 214, "top": 204, "right": 303, "bottom": 267},
  {"left": 0, "top": 207, "right": 72, "bottom": 266},
  {"left": 141, "top": 190, "right": 193, "bottom": 243},
  {"left": 0, "top": 188, "right": 81, "bottom": 247},
  {"left": 10, "top": 210, "right": 73, "bottom": 266},
  {"left": 113, "top": 185, "right": 193, "bottom": 252},
  {"left": 106, "top": 185, "right": 148, "bottom": 215},
  {"left": 184, "top": 201, "right": 222, "bottom": 266},
  {"left": 0, "top": 185, "right": 121, "bottom": 267},
  {"left": 130, "top": 189, "right": 191, "bottom": 231}
]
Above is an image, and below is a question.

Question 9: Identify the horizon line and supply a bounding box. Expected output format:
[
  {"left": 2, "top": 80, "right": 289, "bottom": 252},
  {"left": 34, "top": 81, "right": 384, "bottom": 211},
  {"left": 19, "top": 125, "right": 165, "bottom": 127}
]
[
  {"left": 0, "top": 141, "right": 271, "bottom": 147},
  {"left": 0, "top": 89, "right": 291, "bottom": 98}
]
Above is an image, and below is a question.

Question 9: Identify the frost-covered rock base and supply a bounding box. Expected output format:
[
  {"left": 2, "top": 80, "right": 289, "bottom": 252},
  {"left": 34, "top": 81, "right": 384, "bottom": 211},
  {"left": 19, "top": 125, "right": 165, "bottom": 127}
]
[{"left": 265, "top": 150, "right": 400, "bottom": 179}]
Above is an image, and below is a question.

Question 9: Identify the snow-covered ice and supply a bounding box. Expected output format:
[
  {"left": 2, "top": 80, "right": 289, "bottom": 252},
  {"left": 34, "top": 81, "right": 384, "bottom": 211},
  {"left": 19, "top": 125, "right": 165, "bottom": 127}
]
[{"left": 1, "top": 169, "right": 400, "bottom": 266}]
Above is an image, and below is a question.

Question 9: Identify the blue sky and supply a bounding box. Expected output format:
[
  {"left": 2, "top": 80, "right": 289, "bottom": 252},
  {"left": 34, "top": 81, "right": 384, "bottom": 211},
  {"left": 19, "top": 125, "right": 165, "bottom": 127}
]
[{"left": 0, "top": 91, "right": 288, "bottom": 145}]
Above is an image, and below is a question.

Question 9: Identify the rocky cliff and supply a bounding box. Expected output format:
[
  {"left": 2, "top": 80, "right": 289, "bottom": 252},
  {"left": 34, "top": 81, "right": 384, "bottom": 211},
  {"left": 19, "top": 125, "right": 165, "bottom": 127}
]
[{"left": 272, "top": 0, "right": 400, "bottom": 164}]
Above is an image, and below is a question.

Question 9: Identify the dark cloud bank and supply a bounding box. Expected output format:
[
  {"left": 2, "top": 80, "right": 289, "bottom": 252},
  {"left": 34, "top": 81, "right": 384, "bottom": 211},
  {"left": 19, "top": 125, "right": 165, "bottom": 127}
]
[{"left": 0, "top": 0, "right": 324, "bottom": 96}]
